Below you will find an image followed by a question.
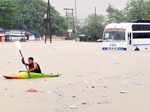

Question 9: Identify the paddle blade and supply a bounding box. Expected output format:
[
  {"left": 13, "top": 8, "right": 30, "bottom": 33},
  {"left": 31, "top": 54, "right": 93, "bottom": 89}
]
[{"left": 15, "top": 41, "right": 21, "bottom": 50}]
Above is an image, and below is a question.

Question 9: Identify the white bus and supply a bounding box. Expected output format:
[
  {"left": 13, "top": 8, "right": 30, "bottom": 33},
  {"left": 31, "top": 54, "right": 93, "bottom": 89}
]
[
  {"left": 102, "top": 20, "right": 150, "bottom": 51},
  {"left": 5, "top": 30, "right": 26, "bottom": 41}
]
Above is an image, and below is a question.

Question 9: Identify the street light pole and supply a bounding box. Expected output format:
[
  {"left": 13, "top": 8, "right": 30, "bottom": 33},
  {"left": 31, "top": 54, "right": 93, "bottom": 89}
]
[
  {"left": 74, "top": 0, "right": 77, "bottom": 33},
  {"left": 45, "top": 0, "right": 52, "bottom": 44},
  {"left": 95, "top": 6, "right": 98, "bottom": 41},
  {"left": 64, "top": 8, "right": 74, "bottom": 39}
]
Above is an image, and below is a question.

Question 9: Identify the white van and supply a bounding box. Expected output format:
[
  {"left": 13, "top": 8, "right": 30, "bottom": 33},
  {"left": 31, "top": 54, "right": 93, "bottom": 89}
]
[{"left": 102, "top": 20, "right": 150, "bottom": 51}]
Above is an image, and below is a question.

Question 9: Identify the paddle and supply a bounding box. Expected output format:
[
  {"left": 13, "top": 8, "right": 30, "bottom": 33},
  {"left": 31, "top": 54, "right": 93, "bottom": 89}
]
[{"left": 15, "top": 41, "right": 31, "bottom": 78}]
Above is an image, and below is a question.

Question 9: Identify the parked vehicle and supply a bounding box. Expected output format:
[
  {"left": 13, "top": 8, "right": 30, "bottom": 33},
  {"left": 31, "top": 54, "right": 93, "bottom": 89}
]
[{"left": 5, "top": 30, "right": 27, "bottom": 42}]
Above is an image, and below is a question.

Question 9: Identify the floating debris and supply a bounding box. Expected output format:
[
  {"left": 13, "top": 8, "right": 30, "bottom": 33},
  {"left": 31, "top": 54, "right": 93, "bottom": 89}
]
[
  {"left": 97, "top": 102, "right": 102, "bottom": 104},
  {"left": 69, "top": 105, "right": 79, "bottom": 109},
  {"left": 72, "top": 96, "right": 76, "bottom": 98},
  {"left": 102, "top": 95, "right": 108, "bottom": 98},
  {"left": 26, "top": 88, "right": 39, "bottom": 93},
  {"left": 81, "top": 102, "right": 87, "bottom": 105},
  {"left": 4, "top": 88, "right": 8, "bottom": 91},
  {"left": 91, "top": 86, "right": 95, "bottom": 88},
  {"left": 58, "top": 94, "right": 62, "bottom": 96},
  {"left": 120, "top": 91, "right": 128, "bottom": 94},
  {"left": 103, "top": 86, "right": 107, "bottom": 88}
]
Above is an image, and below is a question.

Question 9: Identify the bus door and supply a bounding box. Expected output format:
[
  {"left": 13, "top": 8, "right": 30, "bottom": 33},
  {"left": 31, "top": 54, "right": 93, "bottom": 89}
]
[{"left": 128, "top": 33, "right": 132, "bottom": 45}]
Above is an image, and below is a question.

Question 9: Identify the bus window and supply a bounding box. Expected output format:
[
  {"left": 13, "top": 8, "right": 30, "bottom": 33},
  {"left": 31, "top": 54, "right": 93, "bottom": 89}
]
[
  {"left": 103, "top": 31, "right": 125, "bottom": 41},
  {"left": 128, "top": 33, "right": 132, "bottom": 45},
  {"left": 133, "top": 33, "right": 150, "bottom": 39},
  {"left": 132, "top": 25, "right": 150, "bottom": 31}
]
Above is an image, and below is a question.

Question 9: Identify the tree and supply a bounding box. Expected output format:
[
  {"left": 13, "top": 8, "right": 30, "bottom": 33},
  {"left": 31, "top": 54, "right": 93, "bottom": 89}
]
[
  {"left": 51, "top": 7, "right": 67, "bottom": 35},
  {"left": 126, "top": 0, "right": 150, "bottom": 20},
  {"left": 106, "top": 5, "right": 127, "bottom": 23},
  {"left": 0, "top": 0, "right": 17, "bottom": 29},
  {"left": 12, "top": 0, "right": 47, "bottom": 34},
  {"left": 106, "top": 0, "right": 150, "bottom": 22},
  {"left": 0, "top": 0, "right": 66, "bottom": 35},
  {"left": 80, "top": 14, "right": 106, "bottom": 40}
]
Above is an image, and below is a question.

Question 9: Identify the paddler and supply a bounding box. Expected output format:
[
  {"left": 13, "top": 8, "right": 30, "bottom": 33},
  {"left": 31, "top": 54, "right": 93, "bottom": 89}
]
[{"left": 21, "top": 57, "right": 42, "bottom": 73}]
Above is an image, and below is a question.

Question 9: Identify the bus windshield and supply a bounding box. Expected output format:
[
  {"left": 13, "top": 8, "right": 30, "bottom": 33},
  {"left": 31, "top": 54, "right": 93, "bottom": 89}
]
[{"left": 103, "top": 31, "right": 125, "bottom": 41}]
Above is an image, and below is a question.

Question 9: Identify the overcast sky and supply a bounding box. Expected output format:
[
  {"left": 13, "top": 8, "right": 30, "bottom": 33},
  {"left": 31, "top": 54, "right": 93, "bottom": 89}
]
[{"left": 46, "top": 0, "right": 129, "bottom": 18}]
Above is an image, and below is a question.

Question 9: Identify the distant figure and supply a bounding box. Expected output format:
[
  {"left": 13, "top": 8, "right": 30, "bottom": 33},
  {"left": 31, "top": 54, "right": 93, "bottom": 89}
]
[
  {"left": 135, "top": 46, "right": 140, "bottom": 51},
  {"left": 22, "top": 57, "right": 42, "bottom": 73},
  {"left": 25, "top": 32, "right": 29, "bottom": 40}
]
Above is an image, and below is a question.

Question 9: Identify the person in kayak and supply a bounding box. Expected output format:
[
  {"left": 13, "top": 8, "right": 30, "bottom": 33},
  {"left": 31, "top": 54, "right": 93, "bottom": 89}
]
[{"left": 21, "top": 57, "right": 42, "bottom": 73}]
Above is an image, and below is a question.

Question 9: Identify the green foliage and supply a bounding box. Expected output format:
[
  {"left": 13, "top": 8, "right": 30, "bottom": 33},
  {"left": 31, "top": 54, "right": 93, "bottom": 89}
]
[
  {"left": 126, "top": 0, "right": 150, "bottom": 20},
  {"left": 12, "top": 0, "right": 46, "bottom": 34},
  {"left": 106, "top": 0, "right": 150, "bottom": 22},
  {"left": 80, "top": 14, "right": 106, "bottom": 39},
  {"left": 0, "top": 0, "right": 17, "bottom": 29},
  {"left": 0, "top": 0, "right": 66, "bottom": 35},
  {"left": 51, "top": 8, "right": 67, "bottom": 35},
  {"left": 106, "top": 5, "right": 127, "bottom": 23}
]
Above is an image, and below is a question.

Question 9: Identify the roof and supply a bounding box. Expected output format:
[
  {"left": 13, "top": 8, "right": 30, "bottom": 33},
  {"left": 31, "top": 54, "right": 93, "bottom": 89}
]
[{"left": 105, "top": 22, "right": 150, "bottom": 31}]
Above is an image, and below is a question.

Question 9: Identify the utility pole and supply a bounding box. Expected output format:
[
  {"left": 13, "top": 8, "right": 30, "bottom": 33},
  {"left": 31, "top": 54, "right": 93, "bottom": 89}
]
[
  {"left": 95, "top": 6, "right": 98, "bottom": 41},
  {"left": 45, "top": 0, "right": 52, "bottom": 44},
  {"left": 95, "top": 7, "right": 97, "bottom": 17},
  {"left": 74, "top": 0, "right": 77, "bottom": 33},
  {"left": 64, "top": 8, "right": 74, "bottom": 39}
]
